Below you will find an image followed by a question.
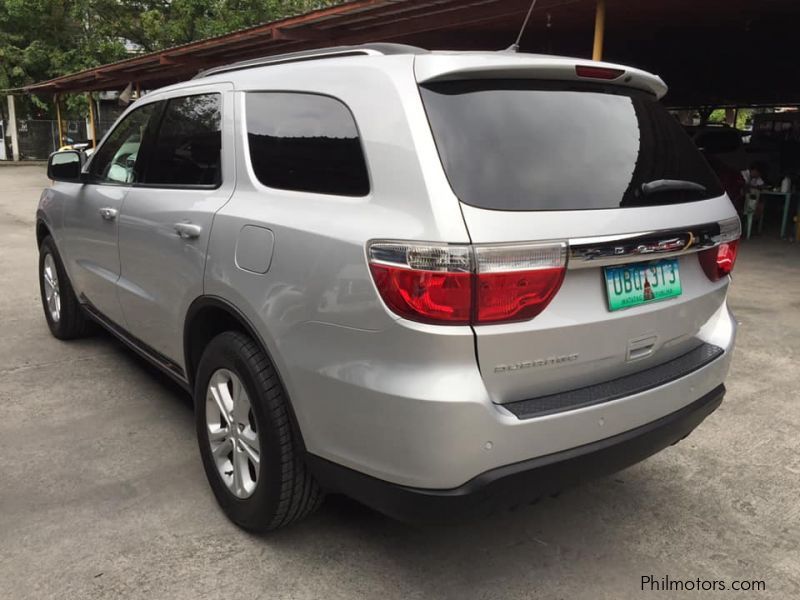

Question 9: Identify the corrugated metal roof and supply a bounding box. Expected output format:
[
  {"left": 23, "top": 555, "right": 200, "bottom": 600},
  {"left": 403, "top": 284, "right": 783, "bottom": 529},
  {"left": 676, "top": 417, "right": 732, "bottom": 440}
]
[
  {"left": 22, "top": 0, "right": 534, "bottom": 94},
  {"left": 14, "top": 0, "right": 800, "bottom": 106}
]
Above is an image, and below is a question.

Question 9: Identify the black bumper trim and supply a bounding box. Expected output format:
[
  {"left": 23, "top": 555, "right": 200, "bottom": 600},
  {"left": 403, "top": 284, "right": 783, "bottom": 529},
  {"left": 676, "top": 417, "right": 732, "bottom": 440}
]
[
  {"left": 504, "top": 343, "right": 724, "bottom": 419},
  {"left": 306, "top": 384, "right": 725, "bottom": 523}
]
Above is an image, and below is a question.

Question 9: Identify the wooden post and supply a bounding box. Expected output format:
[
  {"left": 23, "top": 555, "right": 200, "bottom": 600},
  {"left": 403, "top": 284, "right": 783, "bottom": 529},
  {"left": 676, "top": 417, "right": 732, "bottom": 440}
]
[
  {"left": 55, "top": 95, "right": 65, "bottom": 148},
  {"left": 592, "top": 0, "right": 606, "bottom": 61},
  {"left": 135, "top": 82, "right": 142, "bottom": 99},
  {"left": 725, "top": 107, "right": 736, "bottom": 127},
  {"left": 87, "top": 92, "right": 97, "bottom": 149},
  {"left": 6, "top": 95, "right": 20, "bottom": 161}
]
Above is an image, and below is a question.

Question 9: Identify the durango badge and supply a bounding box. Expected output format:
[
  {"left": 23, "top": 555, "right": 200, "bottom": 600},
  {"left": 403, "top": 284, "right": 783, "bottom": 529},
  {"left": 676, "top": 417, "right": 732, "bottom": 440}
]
[{"left": 494, "top": 354, "right": 579, "bottom": 373}]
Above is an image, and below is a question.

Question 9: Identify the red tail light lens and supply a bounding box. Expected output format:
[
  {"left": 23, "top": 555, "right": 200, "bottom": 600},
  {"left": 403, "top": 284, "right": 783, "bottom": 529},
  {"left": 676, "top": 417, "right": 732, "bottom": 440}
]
[
  {"left": 368, "top": 266, "right": 472, "bottom": 324},
  {"left": 575, "top": 65, "right": 625, "bottom": 80},
  {"left": 368, "top": 241, "right": 567, "bottom": 325},
  {"left": 368, "top": 242, "right": 472, "bottom": 324},
  {"left": 698, "top": 218, "right": 741, "bottom": 282},
  {"left": 699, "top": 240, "right": 740, "bottom": 281},
  {"left": 473, "top": 243, "right": 567, "bottom": 323}
]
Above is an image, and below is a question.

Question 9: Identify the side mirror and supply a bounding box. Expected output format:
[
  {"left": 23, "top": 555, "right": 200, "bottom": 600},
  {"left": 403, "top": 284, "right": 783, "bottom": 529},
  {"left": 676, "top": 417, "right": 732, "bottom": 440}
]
[{"left": 47, "top": 150, "right": 85, "bottom": 183}]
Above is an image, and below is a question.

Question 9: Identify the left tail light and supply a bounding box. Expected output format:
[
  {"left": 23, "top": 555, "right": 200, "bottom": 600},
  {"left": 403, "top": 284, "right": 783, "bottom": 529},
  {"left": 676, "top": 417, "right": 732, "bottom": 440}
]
[
  {"left": 699, "top": 218, "right": 741, "bottom": 282},
  {"left": 367, "top": 241, "right": 567, "bottom": 325},
  {"left": 367, "top": 242, "right": 472, "bottom": 324}
]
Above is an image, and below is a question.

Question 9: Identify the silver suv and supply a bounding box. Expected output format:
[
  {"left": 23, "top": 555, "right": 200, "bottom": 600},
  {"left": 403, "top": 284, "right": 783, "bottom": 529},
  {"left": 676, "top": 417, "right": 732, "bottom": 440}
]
[{"left": 37, "top": 45, "right": 739, "bottom": 531}]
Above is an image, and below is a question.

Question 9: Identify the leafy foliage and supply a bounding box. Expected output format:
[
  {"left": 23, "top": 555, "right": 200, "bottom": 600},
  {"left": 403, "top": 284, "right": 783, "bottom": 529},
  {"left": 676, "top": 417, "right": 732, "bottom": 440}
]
[
  {"left": 91, "top": 1, "right": 340, "bottom": 52},
  {"left": 0, "top": 0, "right": 341, "bottom": 117},
  {"left": 708, "top": 108, "right": 754, "bottom": 130}
]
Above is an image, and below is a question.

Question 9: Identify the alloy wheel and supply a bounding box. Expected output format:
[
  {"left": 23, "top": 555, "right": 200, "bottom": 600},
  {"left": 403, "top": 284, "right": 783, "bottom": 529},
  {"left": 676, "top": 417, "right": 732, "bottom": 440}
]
[
  {"left": 205, "top": 369, "right": 261, "bottom": 498},
  {"left": 42, "top": 253, "right": 61, "bottom": 323}
]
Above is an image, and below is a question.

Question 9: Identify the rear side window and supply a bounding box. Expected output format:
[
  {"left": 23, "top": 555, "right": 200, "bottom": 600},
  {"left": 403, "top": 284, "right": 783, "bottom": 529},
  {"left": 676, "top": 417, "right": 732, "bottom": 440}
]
[
  {"left": 420, "top": 80, "right": 723, "bottom": 211},
  {"left": 246, "top": 92, "right": 369, "bottom": 196},
  {"left": 143, "top": 93, "right": 221, "bottom": 187}
]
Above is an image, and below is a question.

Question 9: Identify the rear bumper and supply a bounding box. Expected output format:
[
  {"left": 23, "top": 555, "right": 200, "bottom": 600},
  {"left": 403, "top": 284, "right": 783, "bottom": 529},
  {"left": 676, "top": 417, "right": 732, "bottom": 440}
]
[
  {"left": 308, "top": 384, "right": 725, "bottom": 523},
  {"left": 293, "top": 302, "right": 735, "bottom": 489}
]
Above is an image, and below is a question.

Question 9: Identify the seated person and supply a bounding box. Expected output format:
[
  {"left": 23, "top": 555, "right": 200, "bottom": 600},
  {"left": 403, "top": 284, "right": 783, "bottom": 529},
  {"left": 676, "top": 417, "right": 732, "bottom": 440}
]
[{"left": 741, "top": 162, "right": 766, "bottom": 189}]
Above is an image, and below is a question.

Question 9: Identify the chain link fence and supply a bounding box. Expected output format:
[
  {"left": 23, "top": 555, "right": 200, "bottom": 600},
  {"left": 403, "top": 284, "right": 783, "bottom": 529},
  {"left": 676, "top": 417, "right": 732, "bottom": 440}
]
[
  {"left": 9, "top": 119, "right": 88, "bottom": 160},
  {"left": 1, "top": 102, "right": 126, "bottom": 160},
  {"left": 1, "top": 118, "right": 121, "bottom": 161}
]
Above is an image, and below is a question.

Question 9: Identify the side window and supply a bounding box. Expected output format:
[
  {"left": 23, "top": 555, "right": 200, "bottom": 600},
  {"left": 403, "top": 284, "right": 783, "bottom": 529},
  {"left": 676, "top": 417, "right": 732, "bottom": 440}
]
[
  {"left": 246, "top": 92, "right": 370, "bottom": 197},
  {"left": 89, "top": 103, "right": 159, "bottom": 184},
  {"left": 142, "top": 93, "right": 222, "bottom": 187}
]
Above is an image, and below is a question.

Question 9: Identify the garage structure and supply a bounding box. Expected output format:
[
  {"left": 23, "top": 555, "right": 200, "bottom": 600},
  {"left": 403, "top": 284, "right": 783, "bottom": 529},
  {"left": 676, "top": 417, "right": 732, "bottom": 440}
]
[{"left": 3, "top": 0, "right": 799, "bottom": 159}]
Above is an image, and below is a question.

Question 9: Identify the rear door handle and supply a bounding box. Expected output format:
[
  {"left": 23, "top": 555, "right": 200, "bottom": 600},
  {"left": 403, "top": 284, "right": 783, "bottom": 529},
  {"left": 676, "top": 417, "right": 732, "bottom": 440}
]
[
  {"left": 174, "top": 222, "right": 202, "bottom": 240},
  {"left": 99, "top": 207, "right": 118, "bottom": 221}
]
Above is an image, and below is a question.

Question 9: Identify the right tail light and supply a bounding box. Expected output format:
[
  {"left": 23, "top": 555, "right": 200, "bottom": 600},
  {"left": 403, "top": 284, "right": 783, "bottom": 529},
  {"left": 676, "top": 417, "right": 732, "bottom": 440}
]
[
  {"left": 367, "top": 241, "right": 567, "bottom": 325},
  {"left": 699, "top": 218, "right": 741, "bottom": 282}
]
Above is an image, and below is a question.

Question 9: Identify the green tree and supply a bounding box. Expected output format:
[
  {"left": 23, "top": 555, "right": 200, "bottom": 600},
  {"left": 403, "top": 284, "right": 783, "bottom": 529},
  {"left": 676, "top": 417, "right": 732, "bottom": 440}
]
[
  {"left": 84, "top": 1, "right": 340, "bottom": 53},
  {"left": 1, "top": 0, "right": 129, "bottom": 115},
  {"left": 1, "top": 0, "right": 341, "bottom": 117},
  {"left": 707, "top": 107, "right": 754, "bottom": 130}
]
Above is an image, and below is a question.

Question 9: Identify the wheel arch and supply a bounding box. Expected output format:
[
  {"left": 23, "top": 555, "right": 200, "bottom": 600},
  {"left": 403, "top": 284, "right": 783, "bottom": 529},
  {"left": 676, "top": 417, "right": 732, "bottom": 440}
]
[
  {"left": 36, "top": 216, "right": 52, "bottom": 247},
  {"left": 183, "top": 296, "right": 308, "bottom": 450},
  {"left": 184, "top": 296, "right": 263, "bottom": 387}
]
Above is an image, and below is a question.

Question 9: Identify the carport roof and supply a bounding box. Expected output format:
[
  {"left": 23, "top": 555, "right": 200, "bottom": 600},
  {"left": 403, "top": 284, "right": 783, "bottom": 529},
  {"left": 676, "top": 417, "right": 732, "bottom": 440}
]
[{"left": 19, "top": 0, "right": 800, "bottom": 106}]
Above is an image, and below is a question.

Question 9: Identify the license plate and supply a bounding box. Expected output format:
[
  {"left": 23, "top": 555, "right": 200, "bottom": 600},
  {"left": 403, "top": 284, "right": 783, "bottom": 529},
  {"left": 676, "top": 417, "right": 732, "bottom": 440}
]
[{"left": 604, "top": 259, "right": 682, "bottom": 311}]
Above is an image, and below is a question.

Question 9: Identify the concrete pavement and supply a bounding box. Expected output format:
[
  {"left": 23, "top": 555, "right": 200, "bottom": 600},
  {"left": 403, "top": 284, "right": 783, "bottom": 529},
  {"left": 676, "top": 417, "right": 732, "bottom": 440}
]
[{"left": 0, "top": 165, "right": 798, "bottom": 599}]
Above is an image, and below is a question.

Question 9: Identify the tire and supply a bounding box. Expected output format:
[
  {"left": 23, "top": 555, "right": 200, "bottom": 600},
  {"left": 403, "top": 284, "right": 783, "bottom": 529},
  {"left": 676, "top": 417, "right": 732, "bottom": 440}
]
[
  {"left": 38, "top": 235, "right": 93, "bottom": 340},
  {"left": 195, "top": 331, "right": 322, "bottom": 531}
]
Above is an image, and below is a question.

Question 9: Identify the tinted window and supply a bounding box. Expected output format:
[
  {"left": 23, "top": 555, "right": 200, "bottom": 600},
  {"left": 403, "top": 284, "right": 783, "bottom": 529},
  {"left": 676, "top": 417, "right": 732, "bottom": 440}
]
[
  {"left": 694, "top": 130, "right": 742, "bottom": 154},
  {"left": 246, "top": 93, "right": 369, "bottom": 196},
  {"left": 143, "top": 94, "right": 221, "bottom": 186},
  {"left": 420, "top": 81, "right": 723, "bottom": 211},
  {"left": 89, "top": 103, "right": 159, "bottom": 184}
]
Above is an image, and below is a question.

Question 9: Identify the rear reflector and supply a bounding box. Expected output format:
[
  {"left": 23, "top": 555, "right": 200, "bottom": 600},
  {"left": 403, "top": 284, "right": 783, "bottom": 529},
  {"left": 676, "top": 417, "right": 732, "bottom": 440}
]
[
  {"left": 368, "top": 241, "right": 567, "bottom": 325},
  {"left": 575, "top": 65, "right": 625, "bottom": 80},
  {"left": 699, "top": 218, "right": 741, "bottom": 281}
]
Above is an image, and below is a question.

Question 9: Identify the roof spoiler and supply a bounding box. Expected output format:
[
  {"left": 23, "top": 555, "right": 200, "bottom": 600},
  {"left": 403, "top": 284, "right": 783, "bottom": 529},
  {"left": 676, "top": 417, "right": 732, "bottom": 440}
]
[{"left": 415, "top": 53, "right": 668, "bottom": 99}]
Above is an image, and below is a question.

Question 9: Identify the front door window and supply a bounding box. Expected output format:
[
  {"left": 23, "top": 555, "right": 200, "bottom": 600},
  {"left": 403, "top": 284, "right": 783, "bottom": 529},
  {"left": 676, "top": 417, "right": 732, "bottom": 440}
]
[{"left": 89, "top": 103, "right": 159, "bottom": 184}]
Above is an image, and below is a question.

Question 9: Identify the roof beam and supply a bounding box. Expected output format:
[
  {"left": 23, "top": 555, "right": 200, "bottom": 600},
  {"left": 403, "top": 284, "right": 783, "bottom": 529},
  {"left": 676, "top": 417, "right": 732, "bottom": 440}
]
[
  {"left": 271, "top": 26, "right": 334, "bottom": 42},
  {"left": 317, "top": 0, "right": 481, "bottom": 29},
  {"left": 332, "top": 0, "right": 577, "bottom": 41},
  {"left": 158, "top": 55, "right": 217, "bottom": 68}
]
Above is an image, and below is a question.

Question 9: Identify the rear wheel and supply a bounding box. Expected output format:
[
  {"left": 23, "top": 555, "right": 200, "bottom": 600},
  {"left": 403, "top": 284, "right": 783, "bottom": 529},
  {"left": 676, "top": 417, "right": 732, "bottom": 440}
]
[
  {"left": 195, "top": 331, "right": 322, "bottom": 531},
  {"left": 38, "top": 236, "right": 92, "bottom": 339}
]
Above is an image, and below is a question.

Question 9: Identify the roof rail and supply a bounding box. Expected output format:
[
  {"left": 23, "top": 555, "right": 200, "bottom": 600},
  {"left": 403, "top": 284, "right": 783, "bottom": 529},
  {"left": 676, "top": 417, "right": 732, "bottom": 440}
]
[{"left": 194, "top": 43, "right": 427, "bottom": 79}]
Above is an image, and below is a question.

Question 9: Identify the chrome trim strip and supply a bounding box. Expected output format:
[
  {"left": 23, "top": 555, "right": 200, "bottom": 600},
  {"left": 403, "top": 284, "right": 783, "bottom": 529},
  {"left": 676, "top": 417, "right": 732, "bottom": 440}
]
[{"left": 568, "top": 218, "right": 740, "bottom": 269}]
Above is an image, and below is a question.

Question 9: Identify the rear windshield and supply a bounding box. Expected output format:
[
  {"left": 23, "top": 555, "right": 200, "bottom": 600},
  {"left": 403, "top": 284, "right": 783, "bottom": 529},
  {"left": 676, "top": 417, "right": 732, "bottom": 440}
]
[{"left": 420, "top": 80, "right": 723, "bottom": 211}]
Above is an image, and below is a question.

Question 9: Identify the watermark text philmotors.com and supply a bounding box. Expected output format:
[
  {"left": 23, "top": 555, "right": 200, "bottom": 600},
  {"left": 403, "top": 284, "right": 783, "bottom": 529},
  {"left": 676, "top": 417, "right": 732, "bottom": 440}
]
[{"left": 641, "top": 575, "right": 766, "bottom": 592}]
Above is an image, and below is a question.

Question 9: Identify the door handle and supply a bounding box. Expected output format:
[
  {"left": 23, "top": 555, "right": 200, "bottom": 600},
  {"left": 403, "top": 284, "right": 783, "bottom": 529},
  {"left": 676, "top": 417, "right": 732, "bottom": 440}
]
[
  {"left": 99, "top": 207, "right": 118, "bottom": 221},
  {"left": 174, "top": 222, "right": 202, "bottom": 240}
]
